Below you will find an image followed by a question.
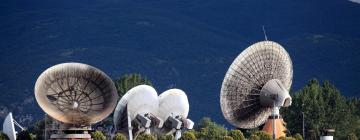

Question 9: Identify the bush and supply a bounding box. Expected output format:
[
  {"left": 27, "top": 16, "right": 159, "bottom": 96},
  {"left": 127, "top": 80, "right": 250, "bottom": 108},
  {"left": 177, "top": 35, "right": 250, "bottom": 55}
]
[
  {"left": 180, "top": 131, "right": 196, "bottom": 140},
  {"left": 248, "top": 134, "right": 260, "bottom": 140},
  {"left": 114, "top": 133, "right": 127, "bottom": 140},
  {"left": 91, "top": 131, "right": 106, "bottom": 140},
  {"left": 347, "top": 133, "right": 358, "bottom": 140},
  {"left": 293, "top": 133, "right": 303, "bottom": 140},
  {"left": 136, "top": 134, "right": 155, "bottom": 140},
  {"left": 277, "top": 136, "right": 296, "bottom": 140},
  {"left": 227, "top": 130, "right": 245, "bottom": 140},
  {"left": 158, "top": 134, "right": 174, "bottom": 140},
  {"left": 221, "top": 136, "right": 234, "bottom": 140},
  {"left": 195, "top": 117, "right": 227, "bottom": 139},
  {"left": 253, "top": 131, "right": 272, "bottom": 140}
]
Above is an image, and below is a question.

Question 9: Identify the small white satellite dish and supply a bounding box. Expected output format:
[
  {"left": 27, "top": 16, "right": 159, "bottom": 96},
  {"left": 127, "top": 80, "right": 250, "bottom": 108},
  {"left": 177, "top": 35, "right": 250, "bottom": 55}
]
[
  {"left": 113, "top": 85, "right": 160, "bottom": 140},
  {"left": 156, "top": 89, "right": 193, "bottom": 140},
  {"left": 157, "top": 89, "right": 189, "bottom": 121},
  {"left": 2, "top": 112, "right": 25, "bottom": 140},
  {"left": 3, "top": 113, "right": 16, "bottom": 140}
]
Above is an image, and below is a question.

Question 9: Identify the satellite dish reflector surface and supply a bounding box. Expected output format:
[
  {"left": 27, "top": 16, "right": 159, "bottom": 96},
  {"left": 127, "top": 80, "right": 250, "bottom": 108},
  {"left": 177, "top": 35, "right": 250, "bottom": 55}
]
[
  {"left": 220, "top": 41, "right": 293, "bottom": 129},
  {"left": 157, "top": 89, "right": 189, "bottom": 121},
  {"left": 3, "top": 113, "right": 16, "bottom": 140},
  {"left": 113, "top": 85, "right": 159, "bottom": 130},
  {"left": 34, "top": 63, "right": 118, "bottom": 126}
]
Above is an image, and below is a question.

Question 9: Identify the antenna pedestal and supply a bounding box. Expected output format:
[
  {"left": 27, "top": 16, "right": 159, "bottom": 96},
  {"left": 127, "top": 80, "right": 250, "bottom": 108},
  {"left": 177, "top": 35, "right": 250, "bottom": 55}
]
[
  {"left": 262, "top": 115, "right": 287, "bottom": 139},
  {"left": 49, "top": 121, "right": 92, "bottom": 140}
]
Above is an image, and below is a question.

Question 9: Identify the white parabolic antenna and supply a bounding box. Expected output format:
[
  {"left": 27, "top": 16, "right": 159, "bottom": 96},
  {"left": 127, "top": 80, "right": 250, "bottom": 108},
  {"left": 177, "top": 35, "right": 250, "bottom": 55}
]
[
  {"left": 113, "top": 85, "right": 159, "bottom": 139},
  {"left": 157, "top": 89, "right": 193, "bottom": 140},
  {"left": 3, "top": 113, "right": 16, "bottom": 140},
  {"left": 114, "top": 85, "right": 159, "bottom": 126},
  {"left": 34, "top": 63, "right": 119, "bottom": 126},
  {"left": 157, "top": 89, "right": 189, "bottom": 121},
  {"left": 220, "top": 41, "right": 293, "bottom": 129}
]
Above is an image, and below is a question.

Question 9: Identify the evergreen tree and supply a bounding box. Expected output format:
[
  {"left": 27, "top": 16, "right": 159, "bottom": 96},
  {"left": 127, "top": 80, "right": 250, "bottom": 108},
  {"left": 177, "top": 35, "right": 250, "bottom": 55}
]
[
  {"left": 282, "top": 79, "right": 360, "bottom": 139},
  {"left": 114, "top": 74, "right": 152, "bottom": 98}
]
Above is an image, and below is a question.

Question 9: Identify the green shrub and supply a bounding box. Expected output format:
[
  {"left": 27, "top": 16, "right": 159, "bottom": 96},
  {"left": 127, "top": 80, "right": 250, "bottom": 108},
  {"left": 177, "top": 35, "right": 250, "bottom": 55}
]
[
  {"left": 195, "top": 117, "right": 227, "bottom": 139},
  {"left": 227, "top": 130, "right": 245, "bottom": 140},
  {"left": 293, "top": 133, "right": 303, "bottom": 140},
  {"left": 180, "top": 131, "right": 197, "bottom": 140},
  {"left": 158, "top": 134, "right": 174, "bottom": 140},
  {"left": 113, "top": 133, "right": 127, "bottom": 140},
  {"left": 136, "top": 133, "right": 155, "bottom": 140},
  {"left": 347, "top": 133, "right": 358, "bottom": 140},
  {"left": 221, "top": 136, "right": 234, "bottom": 140},
  {"left": 248, "top": 134, "right": 260, "bottom": 140},
  {"left": 253, "top": 131, "right": 272, "bottom": 140},
  {"left": 91, "top": 131, "right": 106, "bottom": 140},
  {"left": 277, "top": 136, "right": 296, "bottom": 140}
]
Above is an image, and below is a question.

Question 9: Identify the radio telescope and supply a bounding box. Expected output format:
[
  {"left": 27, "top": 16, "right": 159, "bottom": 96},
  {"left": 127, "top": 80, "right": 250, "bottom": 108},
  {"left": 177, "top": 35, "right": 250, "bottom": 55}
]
[
  {"left": 34, "top": 63, "right": 118, "bottom": 139},
  {"left": 220, "top": 41, "right": 293, "bottom": 139},
  {"left": 156, "top": 89, "right": 194, "bottom": 140},
  {"left": 113, "top": 85, "right": 161, "bottom": 140}
]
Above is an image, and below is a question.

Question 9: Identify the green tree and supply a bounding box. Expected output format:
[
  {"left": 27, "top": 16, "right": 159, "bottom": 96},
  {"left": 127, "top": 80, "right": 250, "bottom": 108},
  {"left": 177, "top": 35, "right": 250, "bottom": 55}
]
[
  {"left": 113, "top": 133, "right": 127, "bottom": 140},
  {"left": 136, "top": 134, "right": 155, "bottom": 140},
  {"left": 114, "top": 74, "right": 152, "bottom": 97},
  {"left": 158, "top": 134, "right": 174, "bottom": 140},
  {"left": 227, "top": 130, "right": 245, "bottom": 140},
  {"left": 17, "top": 130, "right": 33, "bottom": 140},
  {"left": 91, "top": 131, "right": 106, "bottom": 140},
  {"left": 282, "top": 79, "right": 359, "bottom": 139},
  {"left": 0, "top": 132, "right": 9, "bottom": 140},
  {"left": 180, "top": 131, "right": 197, "bottom": 140},
  {"left": 195, "top": 117, "right": 227, "bottom": 140}
]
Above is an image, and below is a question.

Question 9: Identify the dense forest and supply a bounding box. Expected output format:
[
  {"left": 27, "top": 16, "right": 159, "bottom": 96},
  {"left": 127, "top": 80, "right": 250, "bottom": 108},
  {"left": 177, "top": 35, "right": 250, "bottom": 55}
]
[{"left": 1, "top": 74, "right": 359, "bottom": 140}]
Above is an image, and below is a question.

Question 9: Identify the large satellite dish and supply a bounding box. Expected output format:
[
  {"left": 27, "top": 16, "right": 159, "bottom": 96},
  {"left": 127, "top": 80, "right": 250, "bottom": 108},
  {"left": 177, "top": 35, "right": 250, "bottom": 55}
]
[
  {"left": 156, "top": 89, "right": 194, "bottom": 140},
  {"left": 220, "top": 41, "right": 293, "bottom": 130},
  {"left": 34, "top": 63, "right": 118, "bottom": 126},
  {"left": 113, "top": 85, "right": 160, "bottom": 140}
]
